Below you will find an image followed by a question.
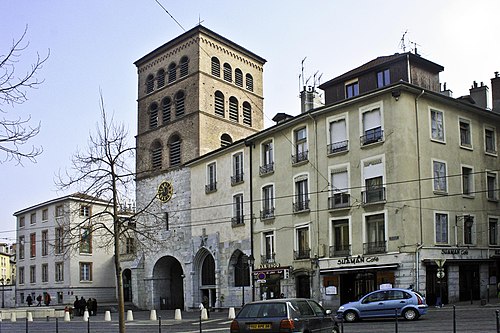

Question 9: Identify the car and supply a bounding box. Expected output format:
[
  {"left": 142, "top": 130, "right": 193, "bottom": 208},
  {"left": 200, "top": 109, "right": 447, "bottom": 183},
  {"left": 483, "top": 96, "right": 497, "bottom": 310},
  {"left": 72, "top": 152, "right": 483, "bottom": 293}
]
[
  {"left": 337, "top": 288, "right": 428, "bottom": 322},
  {"left": 230, "top": 298, "right": 340, "bottom": 333}
]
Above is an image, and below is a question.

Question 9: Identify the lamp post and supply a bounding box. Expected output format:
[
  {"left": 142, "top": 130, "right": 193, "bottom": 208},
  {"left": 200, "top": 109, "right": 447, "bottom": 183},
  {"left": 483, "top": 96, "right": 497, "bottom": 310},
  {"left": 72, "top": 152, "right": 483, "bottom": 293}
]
[
  {"left": 238, "top": 254, "right": 255, "bottom": 307},
  {"left": 0, "top": 277, "right": 10, "bottom": 308}
]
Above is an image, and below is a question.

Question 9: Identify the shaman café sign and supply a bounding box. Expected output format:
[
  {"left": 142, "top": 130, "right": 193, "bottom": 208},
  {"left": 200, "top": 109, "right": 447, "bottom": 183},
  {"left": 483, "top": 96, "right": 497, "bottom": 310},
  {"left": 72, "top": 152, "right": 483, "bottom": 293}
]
[{"left": 337, "top": 255, "right": 379, "bottom": 265}]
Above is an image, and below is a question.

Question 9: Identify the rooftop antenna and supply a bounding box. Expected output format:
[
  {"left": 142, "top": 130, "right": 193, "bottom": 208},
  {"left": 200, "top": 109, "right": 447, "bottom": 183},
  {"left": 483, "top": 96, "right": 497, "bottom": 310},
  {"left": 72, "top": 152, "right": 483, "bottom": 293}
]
[
  {"left": 198, "top": 14, "right": 204, "bottom": 25},
  {"left": 313, "top": 70, "right": 320, "bottom": 89},
  {"left": 301, "top": 57, "right": 307, "bottom": 87},
  {"left": 399, "top": 30, "right": 408, "bottom": 52},
  {"left": 410, "top": 40, "right": 421, "bottom": 55},
  {"left": 317, "top": 73, "right": 323, "bottom": 87}
]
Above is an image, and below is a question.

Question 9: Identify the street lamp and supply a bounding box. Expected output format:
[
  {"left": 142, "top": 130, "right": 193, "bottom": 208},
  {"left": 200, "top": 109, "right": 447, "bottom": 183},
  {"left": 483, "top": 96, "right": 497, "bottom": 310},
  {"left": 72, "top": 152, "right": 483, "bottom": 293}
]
[
  {"left": 0, "top": 277, "right": 10, "bottom": 308},
  {"left": 238, "top": 254, "right": 255, "bottom": 307}
]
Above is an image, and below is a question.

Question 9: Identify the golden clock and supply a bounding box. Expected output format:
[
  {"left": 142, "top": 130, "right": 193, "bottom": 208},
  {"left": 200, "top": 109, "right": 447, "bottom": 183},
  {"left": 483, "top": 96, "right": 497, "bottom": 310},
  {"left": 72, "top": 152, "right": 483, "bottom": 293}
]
[{"left": 157, "top": 181, "right": 174, "bottom": 203}]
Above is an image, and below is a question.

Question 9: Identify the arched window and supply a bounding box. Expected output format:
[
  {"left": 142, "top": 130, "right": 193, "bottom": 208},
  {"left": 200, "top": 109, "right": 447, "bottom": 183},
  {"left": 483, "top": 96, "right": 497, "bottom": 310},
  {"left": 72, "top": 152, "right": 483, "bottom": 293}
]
[
  {"left": 180, "top": 56, "right": 189, "bottom": 77},
  {"left": 243, "top": 102, "right": 252, "bottom": 126},
  {"left": 245, "top": 73, "right": 254, "bottom": 92},
  {"left": 157, "top": 69, "right": 165, "bottom": 88},
  {"left": 234, "top": 253, "right": 250, "bottom": 287},
  {"left": 151, "top": 140, "right": 162, "bottom": 169},
  {"left": 175, "top": 91, "right": 185, "bottom": 117},
  {"left": 162, "top": 97, "right": 171, "bottom": 123},
  {"left": 211, "top": 57, "right": 220, "bottom": 77},
  {"left": 146, "top": 74, "right": 154, "bottom": 93},
  {"left": 221, "top": 134, "right": 233, "bottom": 147},
  {"left": 223, "top": 63, "right": 232, "bottom": 82},
  {"left": 201, "top": 254, "right": 216, "bottom": 286},
  {"left": 149, "top": 103, "right": 159, "bottom": 129},
  {"left": 235, "top": 68, "right": 243, "bottom": 87},
  {"left": 168, "top": 62, "right": 176, "bottom": 83},
  {"left": 169, "top": 134, "right": 181, "bottom": 167},
  {"left": 214, "top": 91, "right": 225, "bottom": 117},
  {"left": 229, "top": 96, "right": 238, "bottom": 122}
]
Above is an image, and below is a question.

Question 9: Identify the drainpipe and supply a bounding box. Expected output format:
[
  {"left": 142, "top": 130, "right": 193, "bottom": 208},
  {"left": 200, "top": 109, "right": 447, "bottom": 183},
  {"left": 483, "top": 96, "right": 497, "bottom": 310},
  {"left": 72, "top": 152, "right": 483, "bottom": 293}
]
[
  {"left": 414, "top": 90, "right": 425, "bottom": 291},
  {"left": 245, "top": 140, "right": 255, "bottom": 301}
]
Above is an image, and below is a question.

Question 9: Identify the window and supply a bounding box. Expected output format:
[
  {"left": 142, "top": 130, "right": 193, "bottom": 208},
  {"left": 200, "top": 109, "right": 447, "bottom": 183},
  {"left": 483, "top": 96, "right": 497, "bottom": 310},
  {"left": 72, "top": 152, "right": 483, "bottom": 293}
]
[
  {"left": 206, "top": 162, "right": 217, "bottom": 193},
  {"left": 263, "top": 231, "right": 275, "bottom": 263},
  {"left": 462, "top": 166, "right": 473, "bottom": 196},
  {"left": 30, "top": 265, "right": 36, "bottom": 283},
  {"left": 330, "top": 168, "right": 350, "bottom": 209},
  {"left": 125, "top": 238, "right": 135, "bottom": 254},
  {"left": 169, "top": 135, "right": 181, "bottom": 167},
  {"left": 19, "top": 216, "right": 25, "bottom": 228},
  {"left": 365, "top": 213, "right": 386, "bottom": 254},
  {"left": 234, "top": 253, "right": 250, "bottom": 287},
  {"left": 179, "top": 56, "right": 189, "bottom": 77},
  {"left": 435, "top": 213, "right": 448, "bottom": 244},
  {"left": 30, "top": 233, "right": 36, "bottom": 258},
  {"left": 331, "top": 219, "right": 350, "bottom": 256},
  {"left": 490, "top": 218, "right": 498, "bottom": 246},
  {"left": 41, "top": 263, "right": 48, "bottom": 283},
  {"left": 328, "top": 118, "right": 348, "bottom": 153},
  {"left": 214, "top": 91, "right": 225, "bottom": 116},
  {"left": 175, "top": 91, "right": 185, "bottom": 117},
  {"left": 260, "top": 141, "right": 274, "bottom": 175},
  {"left": 293, "top": 127, "right": 308, "bottom": 163},
  {"left": 242, "top": 102, "right": 252, "bottom": 126},
  {"left": 157, "top": 69, "right": 165, "bottom": 88},
  {"left": 487, "top": 172, "right": 498, "bottom": 201},
  {"left": 261, "top": 185, "right": 275, "bottom": 219},
  {"left": 19, "top": 235, "right": 25, "bottom": 259},
  {"left": 56, "top": 205, "right": 64, "bottom": 217},
  {"left": 229, "top": 96, "right": 238, "bottom": 121},
  {"left": 80, "top": 262, "right": 92, "bottom": 281},
  {"left": 80, "top": 205, "right": 90, "bottom": 217},
  {"left": 18, "top": 266, "right": 24, "bottom": 284},
  {"left": 168, "top": 62, "right": 176, "bottom": 83},
  {"left": 223, "top": 63, "right": 232, "bottom": 82},
  {"left": 459, "top": 119, "right": 472, "bottom": 148},
  {"left": 211, "top": 57, "right": 220, "bottom": 77},
  {"left": 433, "top": 160, "right": 447, "bottom": 192},
  {"left": 151, "top": 140, "right": 163, "bottom": 169},
  {"left": 55, "top": 227, "right": 64, "bottom": 254},
  {"left": 221, "top": 133, "right": 232, "bottom": 147},
  {"left": 41, "top": 230, "right": 48, "bottom": 256},
  {"left": 345, "top": 81, "right": 359, "bottom": 98},
  {"left": 162, "top": 97, "right": 171, "bottom": 123},
  {"left": 295, "top": 225, "right": 310, "bottom": 259},
  {"left": 30, "top": 213, "right": 36, "bottom": 224},
  {"left": 431, "top": 109, "right": 445, "bottom": 141},
  {"left": 149, "top": 103, "right": 159, "bottom": 129},
  {"left": 361, "top": 108, "right": 382, "bottom": 145},
  {"left": 235, "top": 68, "right": 243, "bottom": 87},
  {"left": 232, "top": 152, "right": 244, "bottom": 185},
  {"left": 146, "top": 74, "right": 154, "bottom": 93},
  {"left": 485, "top": 127, "right": 497, "bottom": 154},
  {"left": 42, "top": 209, "right": 48, "bottom": 221},
  {"left": 294, "top": 176, "right": 309, "bottom": 212},
  {"left": 362, "top": 158, "right": 385, "bottom": 203},
  {"left": 80, "top": 227, "right": 92, "bottom": 254},
  {"left": 245, "top": 73, "right": 253, "bottom": 91},
  {"left": 464, "top": 215, "right": 474, "bottom": 245},
  {"left": 55, "top": 262, "right": 64, "bottom": 282},
  {"left": 232, "top": 194, "right": 244, "bottom": 225},
  {"left": 377, "top": 69, "right": 390, "bottom": 88}
]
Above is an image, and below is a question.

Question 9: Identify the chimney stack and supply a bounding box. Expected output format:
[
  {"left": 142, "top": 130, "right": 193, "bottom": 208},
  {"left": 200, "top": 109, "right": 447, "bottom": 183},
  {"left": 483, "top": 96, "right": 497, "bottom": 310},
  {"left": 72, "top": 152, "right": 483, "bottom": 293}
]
[
  {"left": 469, "top": 80, "right": 490, "bottom": 110},
  {"left": 300, "top": 86, "right": 324, "bottom": 113},
  {"left": 491, "top": 71, "right": 500, "bottom": 113}
]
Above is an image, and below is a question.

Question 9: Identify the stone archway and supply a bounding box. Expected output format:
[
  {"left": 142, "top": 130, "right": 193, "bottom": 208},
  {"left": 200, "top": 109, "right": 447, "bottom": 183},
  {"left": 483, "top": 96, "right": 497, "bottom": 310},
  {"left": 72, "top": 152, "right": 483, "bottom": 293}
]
[
  {"left": 152, "top": 256, "right": 184, "bottom": 310},
  {"left": 194, "top": 249, "right": 216, "bottom": 309}
]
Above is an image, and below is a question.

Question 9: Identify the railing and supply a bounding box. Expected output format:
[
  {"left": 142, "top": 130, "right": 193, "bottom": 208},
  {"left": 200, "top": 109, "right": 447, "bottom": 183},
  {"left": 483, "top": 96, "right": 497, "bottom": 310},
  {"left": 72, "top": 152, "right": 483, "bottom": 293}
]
[
  {"left": 327, "top": 140, "right": 349, "bottom": 154},
  {"left": 260, "top": 208, "right": 275, "bottom": 220},
  {"left": 231, "top": 215, "right": 245, "bottom": 226},
  {"left": 363, "top": 241, "right": 386, "bottom": 254},
  {"left": 292, "top": 151, "right": 309, "bottom": 164},
  {"left": 231, "top": 173, "right": 244, "bottom": 185},
  {"left": 294, "top": 248, "right": 311, "bottom": 260},
  {"left": 293, "top": 199, "right": 310, "bottom": 212},
  {"left": 362, "top": 187, "right": 386, "bottom": 204},
  {"left": 205, "top": 182, "right": 217, "bottom": 193},
  {"left": 261, "top": 253, "right": 276, "bottom": 264},
  {"left": 360, "top": 127, "right": 383, "bottom": 145},
  {"left": 329, "top": 244, "right": 351, "bottom": 257},
  {"left": 259, "top": 162, "right": 274, "bottom": 175},
  {"left": 328, "top": 193, "right": 350, "bottom": 209}
]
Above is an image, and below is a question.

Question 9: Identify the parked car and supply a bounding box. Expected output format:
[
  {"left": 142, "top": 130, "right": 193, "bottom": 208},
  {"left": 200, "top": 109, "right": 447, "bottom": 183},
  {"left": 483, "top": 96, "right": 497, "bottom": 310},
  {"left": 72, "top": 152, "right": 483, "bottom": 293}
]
[
  {"left": 337, "top": 288, "right": 428, "bottom": 322},
  {"left": 230, "top": 298, "right": 339, "bottom": 333}
]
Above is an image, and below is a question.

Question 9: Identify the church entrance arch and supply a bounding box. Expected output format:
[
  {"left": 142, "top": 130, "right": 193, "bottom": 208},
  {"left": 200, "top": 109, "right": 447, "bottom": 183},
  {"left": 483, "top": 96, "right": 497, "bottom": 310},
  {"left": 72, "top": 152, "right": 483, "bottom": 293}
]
[
  {"left": 195, "top": 249, "right": 216, "bottom": 309},
  {"left": 152, "top": 256, "right": 184, "bottom": 310}
]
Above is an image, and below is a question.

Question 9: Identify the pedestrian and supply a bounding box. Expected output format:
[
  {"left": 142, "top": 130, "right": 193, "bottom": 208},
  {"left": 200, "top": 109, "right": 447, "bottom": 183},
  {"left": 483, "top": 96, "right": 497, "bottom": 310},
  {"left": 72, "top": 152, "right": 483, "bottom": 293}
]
[
  {"left": 73, "top": 296, "right": 80, "bottom": 316},
  {"left": 79, "top": 296, "right": 86, "bottom": 316},
  {"left": 92, "top": 298, "right": 98, "bottom": 315},
  {"left": 26, "top": 295, "right": 33, "bottom": 306},
  {"left": 44, "top": 293, "right": 51, "bottom": 306},
  {"left": 36, "top": 294, "right": 42, "bottom": 306}
]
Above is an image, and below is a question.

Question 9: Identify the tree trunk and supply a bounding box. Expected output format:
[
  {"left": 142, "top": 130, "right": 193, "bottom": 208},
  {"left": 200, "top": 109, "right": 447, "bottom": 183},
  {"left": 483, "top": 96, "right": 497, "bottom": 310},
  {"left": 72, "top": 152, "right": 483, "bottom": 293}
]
[{"left": 115, "top": 218, "right": 126, "bottom": 333}]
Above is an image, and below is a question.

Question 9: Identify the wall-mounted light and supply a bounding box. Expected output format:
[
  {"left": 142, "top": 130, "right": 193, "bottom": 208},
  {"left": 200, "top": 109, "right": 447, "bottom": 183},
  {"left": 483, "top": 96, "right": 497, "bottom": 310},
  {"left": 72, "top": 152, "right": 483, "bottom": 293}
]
[{"left": 391, "top": 90, "right": 401, "bottom": 101}]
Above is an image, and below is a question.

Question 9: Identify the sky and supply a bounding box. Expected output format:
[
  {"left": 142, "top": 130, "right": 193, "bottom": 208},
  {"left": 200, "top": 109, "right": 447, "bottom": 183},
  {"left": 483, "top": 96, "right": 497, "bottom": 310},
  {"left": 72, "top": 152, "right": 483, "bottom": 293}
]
[{"left": 1, "top": 0, "right": 499, "bottom": 243}]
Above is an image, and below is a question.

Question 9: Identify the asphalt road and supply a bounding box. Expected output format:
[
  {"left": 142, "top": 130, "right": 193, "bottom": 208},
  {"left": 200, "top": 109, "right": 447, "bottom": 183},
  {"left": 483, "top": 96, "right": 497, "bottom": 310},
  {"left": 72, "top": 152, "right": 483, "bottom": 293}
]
[{"left": 1, "top": 304, "right": 500, "bottom": 333}]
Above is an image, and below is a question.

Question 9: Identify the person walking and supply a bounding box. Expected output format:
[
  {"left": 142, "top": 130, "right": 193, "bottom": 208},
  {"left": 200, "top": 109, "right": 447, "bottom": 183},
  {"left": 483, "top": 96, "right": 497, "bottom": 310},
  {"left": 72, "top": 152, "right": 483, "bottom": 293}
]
[
  {"left": 73, "top": 296, "right": 80, "bottom": 316},
  {"left": 44, "top": 293, "right": 51, "bottom": 306},
  {"left": 36, "top": 294, "right": 42, "bottom": 306},
  {"left": 26, "top": 295, "right": 33, "bottom": 306}
]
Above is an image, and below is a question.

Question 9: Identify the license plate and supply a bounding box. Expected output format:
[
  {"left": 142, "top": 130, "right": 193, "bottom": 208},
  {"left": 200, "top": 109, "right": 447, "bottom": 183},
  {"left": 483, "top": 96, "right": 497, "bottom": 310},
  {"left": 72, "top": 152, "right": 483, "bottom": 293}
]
[{"left": 248, "top": 323, "right": 272, "bottom": 329}]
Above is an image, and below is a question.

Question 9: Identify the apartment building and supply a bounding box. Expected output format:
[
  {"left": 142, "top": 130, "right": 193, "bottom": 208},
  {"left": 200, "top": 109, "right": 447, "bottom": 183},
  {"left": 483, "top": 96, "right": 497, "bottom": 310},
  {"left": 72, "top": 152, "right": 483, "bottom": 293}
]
[{"left": 14, "top": 194, "right": 117, "bottom": 306}]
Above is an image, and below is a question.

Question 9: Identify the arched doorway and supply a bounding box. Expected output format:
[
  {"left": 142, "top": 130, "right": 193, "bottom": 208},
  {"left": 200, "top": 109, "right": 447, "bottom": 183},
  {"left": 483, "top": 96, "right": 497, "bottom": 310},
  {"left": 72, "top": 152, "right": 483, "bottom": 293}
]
[
  {"left": 152, "top": 256, "right": 184, "bottom": 310},
  {"left": 196, "top": 249, "right": 216, "bottom": 309},
  {"left": 123, "top": 269, "right": 132, "bottom": 302}
]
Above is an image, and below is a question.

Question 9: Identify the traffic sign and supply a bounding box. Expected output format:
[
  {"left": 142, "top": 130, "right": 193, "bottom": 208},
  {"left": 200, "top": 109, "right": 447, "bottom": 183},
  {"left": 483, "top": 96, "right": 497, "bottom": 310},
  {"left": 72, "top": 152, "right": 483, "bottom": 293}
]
[
  {"left": 435, "top": 259, "right": 446, "bottom": 268},
  {"left": 437, "top": 268, "right": 445, "bottom": 279}
]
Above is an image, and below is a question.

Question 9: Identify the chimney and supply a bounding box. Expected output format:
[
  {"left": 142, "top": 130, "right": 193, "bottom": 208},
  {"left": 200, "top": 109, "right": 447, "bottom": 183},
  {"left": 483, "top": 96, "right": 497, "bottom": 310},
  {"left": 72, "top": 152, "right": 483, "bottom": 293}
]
[
  {"left": 441, "top": 82, "right": 453, "bottom": 97},
  {"left": 469, "top": 81, "right": 490, "bottom": 110},
  {"left": 492, "top": 71, "right": 500, "bottom": 113},
  {"left": 300, "top": 86, "right": 324, "bottom": 113}
]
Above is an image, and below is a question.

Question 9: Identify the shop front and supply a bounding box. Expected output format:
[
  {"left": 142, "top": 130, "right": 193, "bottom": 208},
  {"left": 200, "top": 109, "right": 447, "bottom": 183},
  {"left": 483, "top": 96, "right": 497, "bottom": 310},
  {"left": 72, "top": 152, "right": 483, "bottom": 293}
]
[{"left": 253, "top": 267, "right": 290, "bottom": 300}]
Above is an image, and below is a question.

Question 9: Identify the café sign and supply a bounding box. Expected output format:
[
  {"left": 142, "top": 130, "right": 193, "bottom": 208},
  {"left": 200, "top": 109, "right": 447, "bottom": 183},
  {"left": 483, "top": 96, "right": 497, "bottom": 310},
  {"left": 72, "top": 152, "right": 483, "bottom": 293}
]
[
  {"left": 441, "top": 248, "right": 468, "bottom": 255},
  {"left": 337, "top": 255, "right": 379, "bottom": 265}
]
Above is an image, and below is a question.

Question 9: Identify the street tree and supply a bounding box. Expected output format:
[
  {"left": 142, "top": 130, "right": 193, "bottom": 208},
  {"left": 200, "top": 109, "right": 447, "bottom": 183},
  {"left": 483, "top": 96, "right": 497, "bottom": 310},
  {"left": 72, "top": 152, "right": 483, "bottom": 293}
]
[{"left": 0, "top": 26, "right": 49, "bottom": 164}]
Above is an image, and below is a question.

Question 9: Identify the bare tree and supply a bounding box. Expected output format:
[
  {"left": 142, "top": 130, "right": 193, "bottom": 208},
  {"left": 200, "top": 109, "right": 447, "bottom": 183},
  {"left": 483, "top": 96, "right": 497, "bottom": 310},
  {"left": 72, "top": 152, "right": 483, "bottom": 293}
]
[{"left": 1, "top": 26, "right": 48, "bottom": 164}]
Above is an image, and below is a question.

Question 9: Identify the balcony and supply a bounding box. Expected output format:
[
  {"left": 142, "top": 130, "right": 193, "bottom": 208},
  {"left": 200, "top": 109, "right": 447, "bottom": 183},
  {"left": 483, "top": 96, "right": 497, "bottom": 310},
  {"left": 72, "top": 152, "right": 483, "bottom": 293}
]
[
  {"left": 363, "top": 241, "right": 386, "bottom": 254},
  {"left": 261, "top": 253, "right": 276, "bottom": 265},
  {"left": 360, "top": 127, "right": 383, "bottom": 145},
  {"left": 294, "top": 248, "right": 311, "bottom": 260},
  {"left": 327, "top": 140, "right": 349, "bottom": 154},
  {"left": 259, "top": 162, "right": 274, "bottom": 176},
  {"left": 260, "top": 208, "right": 275, "bottom": 221},
  {"left": 328, "top": 193, "right": 350, "bottom": 210},
  {"left": 205, "top": 182, "right": 217, "bottom": 193},
  {"left": 362, "top": 187, "right": 386, "bottom": 204},
  {"left": 329, "top": 244, "right": 351, "bottom": 257},
  {"left": 231, "top": 172, "right": 244, "bottom": 185},
  {"left": 293, "top": 199, "right": 310, "bottom": 213},
  {"left": 292, "top": 151, "right": 309, "bottom": 165},
  {"left": 231, "top": 215, "right": 245, "bottom": 226}
]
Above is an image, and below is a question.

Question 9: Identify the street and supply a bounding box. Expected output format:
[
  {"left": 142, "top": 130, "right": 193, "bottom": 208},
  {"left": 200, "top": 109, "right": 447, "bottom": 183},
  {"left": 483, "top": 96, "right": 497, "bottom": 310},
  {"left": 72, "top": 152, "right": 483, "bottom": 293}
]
[{"left": 1, "top": 304, "right": 500, "bottom": 333}]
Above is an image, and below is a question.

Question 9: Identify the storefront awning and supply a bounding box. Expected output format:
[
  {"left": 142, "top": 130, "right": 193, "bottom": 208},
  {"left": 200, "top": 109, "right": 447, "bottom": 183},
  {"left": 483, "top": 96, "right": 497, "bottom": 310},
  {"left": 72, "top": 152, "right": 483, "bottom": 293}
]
[{"left": 320, "top": 264, "right": 399, "bottom": 274}]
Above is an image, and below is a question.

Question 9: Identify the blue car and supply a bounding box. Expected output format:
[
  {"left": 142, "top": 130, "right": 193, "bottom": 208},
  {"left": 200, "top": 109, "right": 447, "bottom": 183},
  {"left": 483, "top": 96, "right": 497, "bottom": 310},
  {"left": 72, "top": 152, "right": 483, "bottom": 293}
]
[{"left": 337, "top": 288, "right": 428, "bottom": 322}]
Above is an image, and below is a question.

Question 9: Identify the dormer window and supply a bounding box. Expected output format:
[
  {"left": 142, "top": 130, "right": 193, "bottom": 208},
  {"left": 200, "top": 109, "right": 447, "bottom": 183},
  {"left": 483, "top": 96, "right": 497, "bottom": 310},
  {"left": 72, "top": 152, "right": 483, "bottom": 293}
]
[
  {"left": 345, "top": 80, "right": 359, "bottom": 98},
  {"left": 377, "top": 69, "right": 390, "bottom": 88}
]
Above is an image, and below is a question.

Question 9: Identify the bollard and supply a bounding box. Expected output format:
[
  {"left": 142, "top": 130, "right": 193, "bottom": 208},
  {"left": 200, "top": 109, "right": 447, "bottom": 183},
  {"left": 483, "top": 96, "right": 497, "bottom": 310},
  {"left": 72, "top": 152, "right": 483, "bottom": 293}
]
[
  {"left": 228, "top": 307, "right": 236, "bottom": 319},
  {"left": 174, "top": 308, "right": 182, "bottom": 320},
  {"left": 453, "top": 305, "right": 456, "bottom": 333},
  {"left": 158, "top": 316, "right": 161, "bottom": 333},
  {"left": 27, "top": 312, "right": 33, "bottom": 322},
  {"left": 201, "top": 308, "right": 208, "bottom": 320},
  {"left": 496, "top": 309, "right": 499, "bottom": 333},
  {"left": 150, "top": 309, "right": 157, "bottom": 321},
  {"left": 127, "top": 310, "right": 134, "bottom": 321},
  {"left": 10, "top": 312, "right": 16, "bottom": 322},
  {"left": 394, "top": 308, "right": 398, "bottom": 333},
  {"left": 56, "top": 317, "right": 59, "bottom": 333},
  {"left": 64, "top": 310, "right": 71, "bottom": 322},
  {"left": 104, "top": 310, "right": 111, "bottom": 321},
  {"left": 26, "top": 316, "right": 28, "bottom": 333},
  {"left": 87, "top": 314, "right": 90, "bottom": 333},
  {"left": 83, "top": 310, "right": 89, "bottom": 322}
]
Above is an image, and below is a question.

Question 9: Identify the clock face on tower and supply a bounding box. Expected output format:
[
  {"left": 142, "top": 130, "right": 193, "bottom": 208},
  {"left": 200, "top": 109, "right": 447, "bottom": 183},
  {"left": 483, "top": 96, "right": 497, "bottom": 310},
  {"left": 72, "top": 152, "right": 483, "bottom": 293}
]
[{"left": 157, "top": 181, "right": 174, "bottom": 203}]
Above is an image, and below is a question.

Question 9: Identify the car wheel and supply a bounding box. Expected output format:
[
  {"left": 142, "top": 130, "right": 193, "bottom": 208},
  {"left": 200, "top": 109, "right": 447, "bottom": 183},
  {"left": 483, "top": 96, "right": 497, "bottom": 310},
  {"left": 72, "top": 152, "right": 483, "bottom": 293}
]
[
  {"left": 403, "top": 308, "right": 419, "bottom": 321},
  {"left": 344, "top": 310, "right": 358, "bottom": 322}
]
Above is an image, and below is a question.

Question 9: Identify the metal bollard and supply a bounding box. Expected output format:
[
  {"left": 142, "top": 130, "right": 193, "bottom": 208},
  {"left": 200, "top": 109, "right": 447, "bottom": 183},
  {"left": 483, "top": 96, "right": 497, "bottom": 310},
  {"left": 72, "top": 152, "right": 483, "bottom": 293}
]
[
  {"left": 25, "top": 317, "right": 28, "bottom": 333},
  {"left": 453, "top": 305, "right": 456, "bottom": 333},
  {"left": 158, "top": 316, "right": 161, "bottom": 333},
  {"left": 56, "top": 317, "right": 59, "bottom": 333},
  {"left": 340, "top": 315, "right": 344, "bottom": 333},
  {"left": 87, "top": 314, "right": 90, "bottom": 333},
  {"left": 496, "top": 310, "right": 499, "bottom": 333},
  {"left": 394, "top": 308, "right": 398, "bottom": 333}
]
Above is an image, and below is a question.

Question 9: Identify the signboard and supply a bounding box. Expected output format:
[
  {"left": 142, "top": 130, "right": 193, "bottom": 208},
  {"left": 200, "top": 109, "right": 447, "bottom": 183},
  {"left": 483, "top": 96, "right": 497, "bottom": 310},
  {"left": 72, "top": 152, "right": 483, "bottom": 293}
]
[
  {"left": 435, "top": 259, "right": 446, "bottom": 267},
  {"left": 325, "top": 286, "right": 337, "bottom": 295}
]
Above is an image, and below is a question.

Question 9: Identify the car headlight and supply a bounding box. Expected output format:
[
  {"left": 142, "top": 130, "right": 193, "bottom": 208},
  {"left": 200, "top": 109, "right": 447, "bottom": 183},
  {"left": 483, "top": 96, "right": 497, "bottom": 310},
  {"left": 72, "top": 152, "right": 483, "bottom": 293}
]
[{"left": 338, "top": 306, "right": 345, "bottom": 311}]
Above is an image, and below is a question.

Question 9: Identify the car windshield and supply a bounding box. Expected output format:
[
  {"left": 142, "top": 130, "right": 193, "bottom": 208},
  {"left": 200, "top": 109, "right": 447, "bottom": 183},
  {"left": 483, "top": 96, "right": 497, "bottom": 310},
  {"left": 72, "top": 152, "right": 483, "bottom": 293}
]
[{"left": 238, "top": 303, "right": 287, "bottom": 318}]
